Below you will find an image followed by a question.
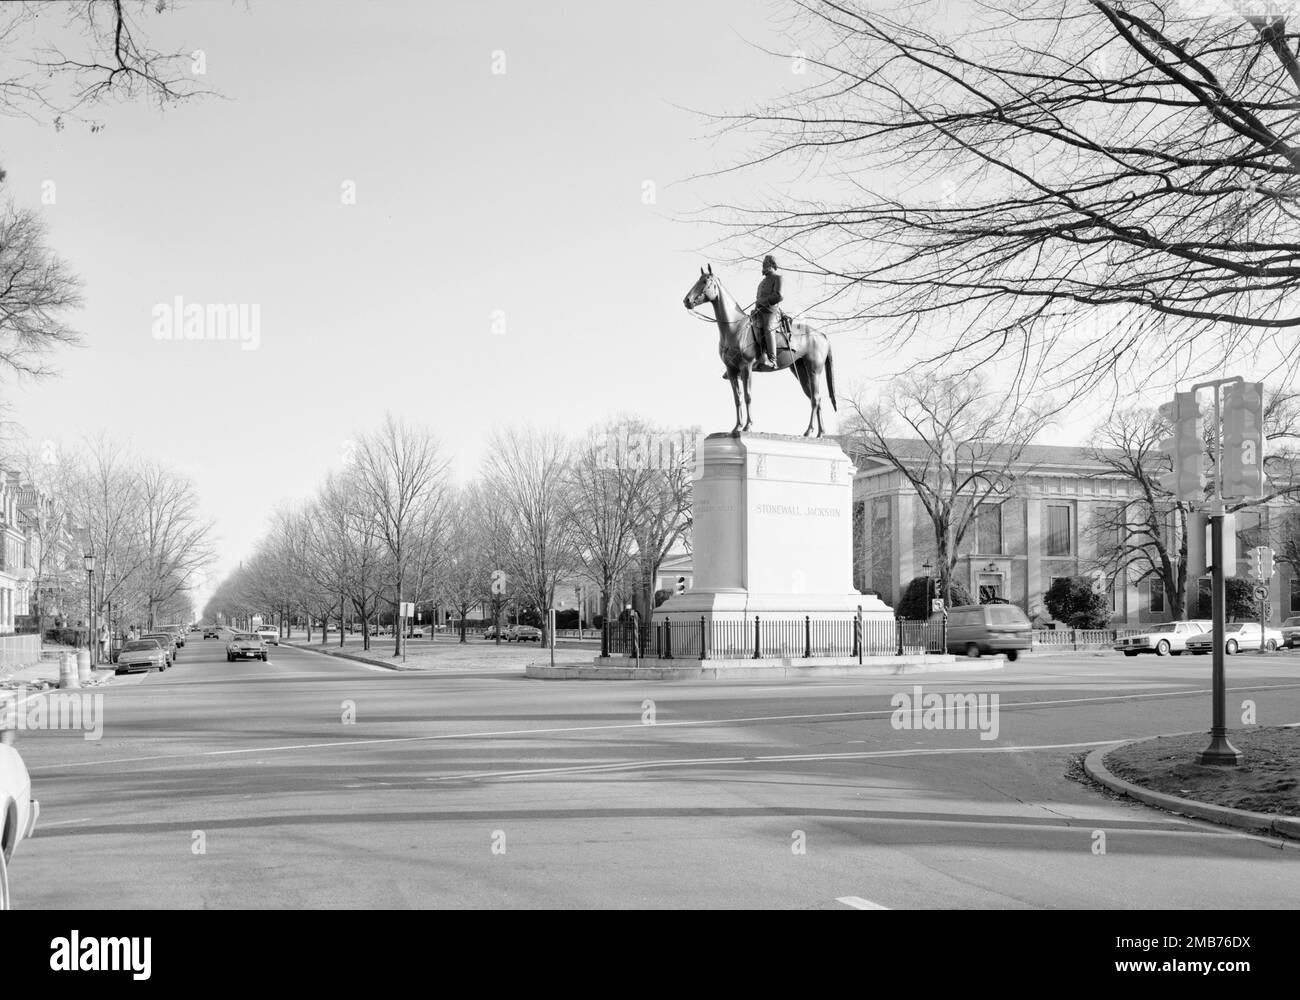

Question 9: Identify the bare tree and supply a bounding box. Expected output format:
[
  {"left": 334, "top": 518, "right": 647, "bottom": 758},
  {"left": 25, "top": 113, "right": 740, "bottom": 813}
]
[
  {"left": 1084, "top": 408, "right": 1191, "bottom": 617},
  {"left": 717, "top": 0, "right": 1300, "bottom": 400},
  {"left": 567, "top": 419, "right": 664, "bottom": 637},
  {"left": 844, "top": 372, "right": 1051, "bottom": 607},
  {"left": 353, "top": 414, "right": 449, "bottom": 657},
  {"left": 0, "top": 202, "right": 82, "bottom": 378},
  {"left": 483, "top": 427, "right": 579, "bottom": 643},
  {"left": 134, "top": 460, "right": 214, "bottom": 629},
  {"left": 0, "top": 0, "right": 212, "bottom": 129}
]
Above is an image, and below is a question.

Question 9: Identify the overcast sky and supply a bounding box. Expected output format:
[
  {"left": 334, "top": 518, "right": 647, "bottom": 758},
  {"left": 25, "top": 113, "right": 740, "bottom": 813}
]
[{"left": 3, "top": 0, "right": 1286, "bottom": 614}]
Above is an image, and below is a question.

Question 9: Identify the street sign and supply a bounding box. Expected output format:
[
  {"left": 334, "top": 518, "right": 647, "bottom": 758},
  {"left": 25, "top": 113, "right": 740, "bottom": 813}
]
[
  {"left": 931, "top": 598, "right": 944, "bottom": 613},
  {"left": 1253, "top": 584, "right": 1270, "bottom": 601}
]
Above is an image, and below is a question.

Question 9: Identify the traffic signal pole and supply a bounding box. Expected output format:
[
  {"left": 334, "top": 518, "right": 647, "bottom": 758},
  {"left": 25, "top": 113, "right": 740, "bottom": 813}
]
[
  {"left": 1192, "top": 377, "right": 1244, "bottom": 766},
  {"left": 1201, "top": 511, "right": 1242, "bottom": 764}
]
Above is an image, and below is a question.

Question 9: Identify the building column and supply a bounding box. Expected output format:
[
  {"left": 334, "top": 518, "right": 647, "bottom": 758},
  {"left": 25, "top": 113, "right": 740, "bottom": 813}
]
[
  {"left": 897, "top": 491, "right": 915, "bottom": 591},
  {"left": 1026, "top": 498, "right": 1043, "bottom": 611}
]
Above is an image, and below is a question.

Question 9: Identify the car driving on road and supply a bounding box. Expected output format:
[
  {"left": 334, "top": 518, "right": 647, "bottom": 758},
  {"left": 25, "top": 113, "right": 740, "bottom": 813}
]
[
  {"left": 508, "top": 625, "right": 542, "bottom": 643},
  {"left": 203, "top": 626, "right": 219, "bottom": 639},
  {"left": 1113, "top": 620, "right": 1212, "bottom": 657},
  {"left": 114, "top": 638, "right": 169, "bottom": 675},
  {"left": 484, "top": 625, "right": 508, "bottom": 640},
  {"left": 255, "top": 626, "right": 279, "bottom": 646},
  {"left": 0, "top": 736, "right": 39, "bottom": 909},
  {"left": 1184, "top": 621, "right": 1283, "bottom": 655},
  {"left": 226, "top": 633, "right": 268, "bottom": 661}
]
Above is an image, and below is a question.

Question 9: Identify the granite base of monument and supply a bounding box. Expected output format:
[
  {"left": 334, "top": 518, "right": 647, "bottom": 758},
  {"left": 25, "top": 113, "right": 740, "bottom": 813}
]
[{"left": 608, "top": 432, "right": 900, "bottom": 669}]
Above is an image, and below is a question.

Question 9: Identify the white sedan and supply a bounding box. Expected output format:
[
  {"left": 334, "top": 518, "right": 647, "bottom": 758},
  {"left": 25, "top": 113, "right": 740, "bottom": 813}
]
[
  {"left": 1184, "top": 622, "right": 1284, "bottom": 655},
  {"left": 0, "top": 737, "right": 40, "bottom": 909},
  {"left": 1114, "top": 620, "right": 1212, "bottom": 657},
  {"left": 255, "top": 626, "right": 279, "bottom": 645}
]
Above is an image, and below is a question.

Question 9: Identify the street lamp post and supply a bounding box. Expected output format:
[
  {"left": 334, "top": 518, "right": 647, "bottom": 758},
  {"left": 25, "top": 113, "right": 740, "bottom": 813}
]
[{"left": 83, "top": 551, "right": 96, "bottom": 666}]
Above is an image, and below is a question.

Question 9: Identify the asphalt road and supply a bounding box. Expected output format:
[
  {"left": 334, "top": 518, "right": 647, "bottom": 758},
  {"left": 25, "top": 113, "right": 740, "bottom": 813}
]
[{"left": 10, "top": 634, "right": 1300, "bottom": 908}]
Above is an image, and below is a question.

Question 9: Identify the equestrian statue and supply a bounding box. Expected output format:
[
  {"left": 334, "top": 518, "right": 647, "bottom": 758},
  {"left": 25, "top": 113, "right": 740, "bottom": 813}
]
[{"left": 682, "top": 255, "right": 837, "bottom": 437}]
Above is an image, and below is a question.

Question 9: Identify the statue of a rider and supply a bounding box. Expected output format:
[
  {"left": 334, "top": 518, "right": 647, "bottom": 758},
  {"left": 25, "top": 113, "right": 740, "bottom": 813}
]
[{"left": 754, "top": 253, "right": 783, "bottom": 369}]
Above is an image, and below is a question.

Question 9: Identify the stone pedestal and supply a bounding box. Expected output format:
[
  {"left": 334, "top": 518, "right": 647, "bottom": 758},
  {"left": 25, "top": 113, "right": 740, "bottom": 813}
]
[{"left": 646, "top": 433, "right": 893, "bottom": 662}]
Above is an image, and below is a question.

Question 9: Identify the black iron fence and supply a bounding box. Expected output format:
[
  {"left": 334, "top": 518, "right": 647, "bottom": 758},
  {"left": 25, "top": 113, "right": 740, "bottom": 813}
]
[{"left": 602, "top": 615, "right": 947, "bottom": 661}]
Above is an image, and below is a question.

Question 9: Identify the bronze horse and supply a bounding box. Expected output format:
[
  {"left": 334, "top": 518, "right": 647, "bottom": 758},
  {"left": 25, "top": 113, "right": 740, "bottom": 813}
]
[{"left": 683, "top": 265, "right": 837, "bottom": 437}]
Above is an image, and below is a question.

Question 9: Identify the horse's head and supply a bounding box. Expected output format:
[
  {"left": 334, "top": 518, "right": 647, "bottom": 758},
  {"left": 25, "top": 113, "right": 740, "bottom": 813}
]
[{"left": 683, "top": 264, "right": 719, "bottom": 310}]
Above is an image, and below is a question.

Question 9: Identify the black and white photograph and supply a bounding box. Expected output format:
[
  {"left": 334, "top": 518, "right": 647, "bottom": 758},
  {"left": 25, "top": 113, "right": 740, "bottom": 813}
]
[{"left": 0, "top": 0, "right": 1295, "bottom": 970}]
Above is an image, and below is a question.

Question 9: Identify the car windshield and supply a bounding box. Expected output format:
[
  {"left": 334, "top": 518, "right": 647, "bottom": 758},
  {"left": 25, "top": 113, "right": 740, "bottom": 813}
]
[
  {"left": 1285, "top": 617, "right": 1300, "bottom": 627},
  {"left": 1225, "top": 623, "right": 1246, "bottom": 632},
  {"left": 143, "top": 634, "right": 170, "bottom": 641},
  {"left": 122, "top": 640, "right": 159, "bottom": 652},
  {"left": 235, "top": 634, "right": 258, "bottom": 641}
]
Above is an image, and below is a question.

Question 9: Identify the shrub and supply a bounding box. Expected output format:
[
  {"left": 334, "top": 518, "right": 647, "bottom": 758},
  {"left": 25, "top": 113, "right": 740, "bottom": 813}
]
[
  {"left": 1193, "top": 577, "right": 1257, "bottom": 620},
  {"left": 895, "top": 575, "right": 973, "bottom": 620},
  {"left": 1044, "top": 576, "right": 1111, "bottom": 629}
]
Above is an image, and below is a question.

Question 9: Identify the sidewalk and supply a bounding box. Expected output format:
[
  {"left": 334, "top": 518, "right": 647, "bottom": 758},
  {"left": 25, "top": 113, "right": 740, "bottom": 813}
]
[
  {"left": 0, "top": 647, "right": 116, "bottom": 689},
  {"left": 1085, "top": 725, "right": 1300, "bottom": 842}
]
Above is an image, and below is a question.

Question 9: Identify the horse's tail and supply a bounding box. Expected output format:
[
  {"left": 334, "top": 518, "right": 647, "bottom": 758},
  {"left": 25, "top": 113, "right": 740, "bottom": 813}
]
[{"left": 825, "top": 344, "right": 838, "bottom": 411}]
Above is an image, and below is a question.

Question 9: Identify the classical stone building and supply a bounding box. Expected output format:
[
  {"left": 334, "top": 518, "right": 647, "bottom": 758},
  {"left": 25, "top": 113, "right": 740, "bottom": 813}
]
[{"left": 850, "top": 439, "right": 1295, "bottom": 625}]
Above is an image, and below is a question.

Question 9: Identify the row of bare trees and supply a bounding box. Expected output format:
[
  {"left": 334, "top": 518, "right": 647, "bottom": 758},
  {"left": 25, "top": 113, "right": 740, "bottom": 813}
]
[
  {"left": 203, "top": 416, "right": 694, "bottom": 653},
  {"left": 5, "top": 434, "right": 215, "bottom": 632}
]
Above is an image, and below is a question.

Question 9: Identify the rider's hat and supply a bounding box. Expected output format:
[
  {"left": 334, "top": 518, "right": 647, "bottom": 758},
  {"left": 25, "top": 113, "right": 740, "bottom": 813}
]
[{"left": 762, "top": 253, "right": 778, "bottom": 269}]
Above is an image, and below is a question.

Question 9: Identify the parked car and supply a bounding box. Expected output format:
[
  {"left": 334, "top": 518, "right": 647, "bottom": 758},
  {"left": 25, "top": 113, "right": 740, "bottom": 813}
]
[
  {"left": 114, "top": 638, "right": 169, "bottom": 675},
  {"left": 405, "top": 627, "right": 425, "bottom": 639},
  {"left": 1280, "top": 616, "right": 1300, "bottom": 649},
  {"left": 484, "top": 625, "right": 508, "bottom": 640},
  {"left": 1113, "top": 620, "right": 1213, "bottom": 657},
  {"left": 226, "top": 633, "right": 268, "bottom": 661},
  {"left": 166, "top": 626, "right": 185, "bottom": 648},
  {"left": 508, "top": 625, "right": 543, "bottom": 643},
  {"left": 945, "top": 603, "right": 1032, "bottom": 661},
  {"left": 255, "top": 626, "right": 279, "bottom": 646},
  {"left": 1184, "top": 621, "right": 1283, "bottom": 655},
  {"left": 141, "top": 632, "right": 177, "bottom": 665},
  {"left": 0, "top": 738, "right": 40, "bottom": 909}
]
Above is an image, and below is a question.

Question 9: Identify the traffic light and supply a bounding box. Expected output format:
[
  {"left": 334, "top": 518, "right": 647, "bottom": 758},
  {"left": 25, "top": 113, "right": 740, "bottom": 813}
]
[
  {"left": 676, "top": 576, "right": 687, "bottom": 595},
  {"left": 1222, "top": 380, "right": 1264, "bottom": 499},
  {"left": 1157, "top": 391, "right": 1205, "bottom": 502},
  {"left": 1255, "top": 545, "right": 1275, "bottom": 580}
]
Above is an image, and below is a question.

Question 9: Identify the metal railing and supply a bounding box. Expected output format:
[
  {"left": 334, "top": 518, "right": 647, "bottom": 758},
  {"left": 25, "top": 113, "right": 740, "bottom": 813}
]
[{"left": 602, "top": 615, "right": 947, "bottom": 662}]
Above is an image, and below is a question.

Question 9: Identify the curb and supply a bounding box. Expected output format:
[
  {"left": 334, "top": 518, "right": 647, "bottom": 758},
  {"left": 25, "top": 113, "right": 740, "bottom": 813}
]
[
  {"left": 528, "top": 654, "right": 1008, "bottom": 680},
  {"left": 281, "top": 640, "right": 422, "bottom": 671},
  {"left": 1084, "top": 734, "right": 1300, "bottom": 842},
  {"left": 281, "top": 640, "right": 527, "bottom": 673}
]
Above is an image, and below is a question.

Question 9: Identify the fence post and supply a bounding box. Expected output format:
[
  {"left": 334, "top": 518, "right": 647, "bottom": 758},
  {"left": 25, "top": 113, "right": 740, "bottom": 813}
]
[
  {"left": 804, "top": 615, "right": 811, "bottom": 659},
  {"left": 753, "top": 615, "right": 761, "bottom": 659},
  {"left": 1072, "top": 628, "right": 1078, "bottom": 651},
  {"left": 699, "top": 615, "right": 707, "bottom": 660},
  {"left": 663, "top": 618, "right": 672, "bottom": 660},
  {"left": 855, "top": 607, "right": 863, "bottom": 663},
  {"left": 896, "top": 619, "right": 904, "bottom": 656}
]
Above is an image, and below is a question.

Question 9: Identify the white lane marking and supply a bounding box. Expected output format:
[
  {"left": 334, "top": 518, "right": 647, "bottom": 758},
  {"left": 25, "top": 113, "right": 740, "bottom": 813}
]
[
  {"left": 838, "top": 897, "right": 889, "bottom": 910},
  {"left": 38, "top": 818, "right": 91, "bottom": 827},
  {"left": 29, "top": 682, "right": 1300, "bottom": 772},
  {"left": 426, "top": 740, "right": 1123, "bottom": 782}
]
